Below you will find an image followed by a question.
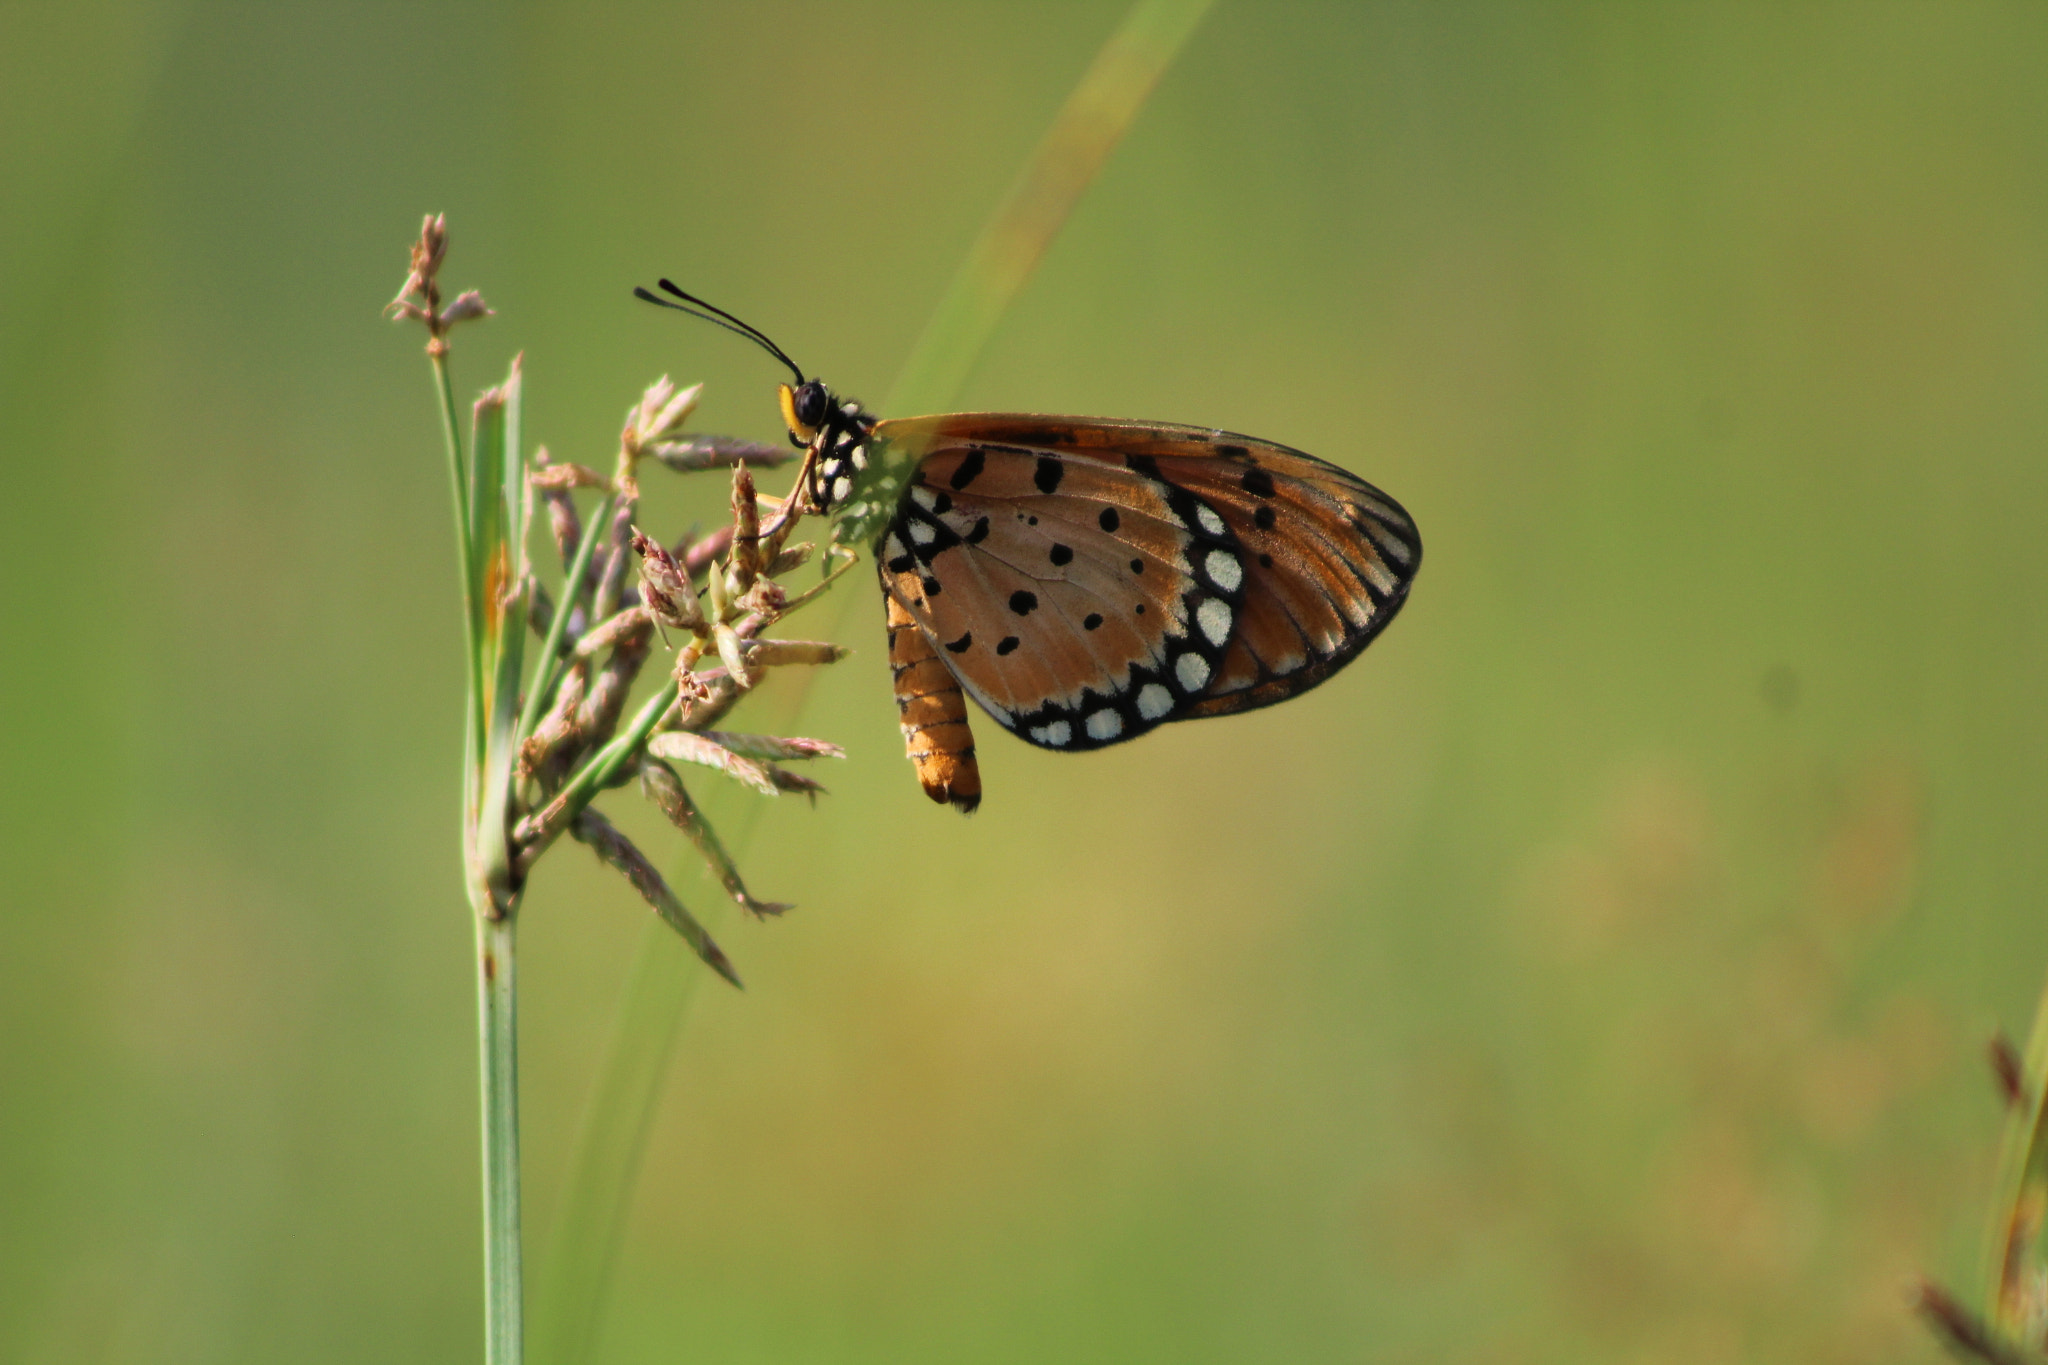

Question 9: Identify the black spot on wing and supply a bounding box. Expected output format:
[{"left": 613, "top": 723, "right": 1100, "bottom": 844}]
[
  {"left": 948, "top": 449, "right": 986, "bottom": 490},
  {"left": 1034, "top": 456, "right": 1064, "bottom": 494},
  {"left": 1099, "top": 507, "right": 1120, "bottom": 532},
  {"left": 945, "top": 632, "right": 972, "bottom": 653},
  {"left": 1049, "top": 543, "right": 1073, "bottom": 566},
  {"left": 1242, "top": 468, "right": 1275, "bottom": 498},
  {"left": 997, "top": 636, "right": 1020, "bottom": 655},
  {"left": 1009, "top": 590, "right": 1038, "bottom": 616}
]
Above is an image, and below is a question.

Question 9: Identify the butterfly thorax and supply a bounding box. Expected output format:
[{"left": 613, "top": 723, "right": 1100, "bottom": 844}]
[{"left": 782, "top": 381, "right": 911, "bottom": 549}]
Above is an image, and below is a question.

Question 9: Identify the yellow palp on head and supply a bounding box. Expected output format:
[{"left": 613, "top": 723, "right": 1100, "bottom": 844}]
[{"left": 778, "top": 383, "right": 817, "bottom": 444}]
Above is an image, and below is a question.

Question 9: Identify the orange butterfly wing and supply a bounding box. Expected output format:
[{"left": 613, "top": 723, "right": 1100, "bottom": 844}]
[{"left": 870, "top": 415, "right": 1420, "bottom": 753}]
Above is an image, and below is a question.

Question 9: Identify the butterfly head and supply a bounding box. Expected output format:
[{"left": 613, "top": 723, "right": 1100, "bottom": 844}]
[
  {"left": 634, "top": 278, "right": 880, "bottom": 518},
  {"left": 778, "top": 379, "right": 835, "bottom": 447}
]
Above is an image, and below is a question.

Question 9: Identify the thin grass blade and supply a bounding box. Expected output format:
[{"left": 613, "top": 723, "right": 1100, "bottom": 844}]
[
  {"left": 1985, "top": 971, "right": 2048, "bottom": 1343},
  {"left": 694, "top": 731, "right": 846, "bottom": 762},
  {"left": 519, "top": 493, "right": 615, "bottom": 746},
  {"left": 641, "top": 760, "right": 792, "bottom": 917},
  {"left": 572, "top": 809, "right": 740, "bottom": 988},
  {"left": 531, "top": 931, "right": 704, "bottom": 1365},
  {"left": 473, "top": 360, "right": 530, "bottom": 915},
  {"left": 885, "top": 0, "right": 1218, "bottom": 417},
  {"left": 647, "top": 731, "right": 778, "bottom": 797},
  {"left": 513, "top": 684, "right": 676, "bottom": 872}
]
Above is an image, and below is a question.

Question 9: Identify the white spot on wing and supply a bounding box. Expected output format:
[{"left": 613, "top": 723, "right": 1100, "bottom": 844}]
[
  {"left": 1196, "top": 504, "right": 1226, "bottom": 537},
  {"left": 1196, "top": 597, "right": 1233, "bottom": 647},
  {"left": 831, "top": 475, "right": 851, "bottom": 503},
  {"left": 1205, "top": 549, "right": 1242, "bottom": 593},
  {"left": 1030, "top": 719, "right": 1072, "bottom": 746},
  {"left": 1137, "top": 683, "right": 1173, "bottom": 720},
  {"left": 850, "top": 445, "right": 868, "bottom": 470},
  {"left": 909, "top": 519, "right": 936, "bottom": 546},
  {"left": 1174, "top": 652, "right": 1211, "bottom": 692},
  {"left": 1085, "top": 709, "right": 1123, "bottom": 741},
  {"left": 909, "top": 485, "right": 937, "bottom": 511}
]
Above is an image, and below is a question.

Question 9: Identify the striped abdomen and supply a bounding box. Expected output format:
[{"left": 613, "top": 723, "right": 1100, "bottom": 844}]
[{"left": 885, "top": 589, "right": 981, "bottom": 812}]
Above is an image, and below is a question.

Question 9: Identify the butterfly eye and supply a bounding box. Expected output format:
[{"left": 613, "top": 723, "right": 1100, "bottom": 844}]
[{"left": 794, "top": 381, "right": 831, "bottom": 432}]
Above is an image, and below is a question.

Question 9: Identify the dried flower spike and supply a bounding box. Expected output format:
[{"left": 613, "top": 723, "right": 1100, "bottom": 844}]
[
  {"left": 730, "top": 462, "right": 764, "bottom": 578},
  {"left": 632, "top": 530, "right": 703, "bottom": 633},
  {"left": 386, "top": 214, "right": 491, "bottom": 351}
]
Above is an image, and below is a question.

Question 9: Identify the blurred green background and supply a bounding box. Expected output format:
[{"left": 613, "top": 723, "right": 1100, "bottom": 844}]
[{"left": 6, "top": 2, "right": 2046, "bottom": 1360}]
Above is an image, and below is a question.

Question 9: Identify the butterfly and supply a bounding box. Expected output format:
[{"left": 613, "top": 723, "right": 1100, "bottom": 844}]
[{"left": 636, "top": 280, "right": 1421, "bottom": 813}]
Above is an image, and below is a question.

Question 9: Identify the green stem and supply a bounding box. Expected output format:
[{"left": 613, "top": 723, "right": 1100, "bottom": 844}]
[
  {"left": 515, "top": 685, "right": 677, "bottom": 874},
  {"left": 476, "top": 911, "right": 524, "bottom": 1365},
  {"left": 562, "top": 682, "right": 675, "bottom": 802},
  {"left": 518, "top": 494, "right": 614, "bottom": 748},
  {"left": 432, "top": 349, "right": 485, "bottom": 772}
]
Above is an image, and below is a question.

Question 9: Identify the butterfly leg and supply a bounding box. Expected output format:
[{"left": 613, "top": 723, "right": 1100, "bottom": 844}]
[{"left": 885, "top": 590, "right": 981, "bottom": 813}]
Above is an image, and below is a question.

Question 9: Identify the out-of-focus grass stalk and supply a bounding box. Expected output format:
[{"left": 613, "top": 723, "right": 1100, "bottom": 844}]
[
  {"left": 885, "top": 0, "right": 1217, "bottom": 419},
  {"left": 534, "top": 926, "right": 706, "bottom": 1365},
  {"left": 1984, "top": 973, "right": 2048, "bottom": 1348},
  {"left": 530, "top": 2, "right": 1214, "bottom": 1359}
]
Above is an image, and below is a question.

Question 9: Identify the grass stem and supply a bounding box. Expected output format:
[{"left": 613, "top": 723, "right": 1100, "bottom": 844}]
[
  {"left": 476, "top": 912, "right": 523, "bottom": 1365},
  {"left": 433, "top": 350, "right": 484, "bottom": 771},
  {"left": 519, "top": 494, "right": 615, "bottom": 747}
]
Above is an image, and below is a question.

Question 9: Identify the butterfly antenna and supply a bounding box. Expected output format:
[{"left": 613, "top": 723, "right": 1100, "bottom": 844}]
[{"left": 633, "top": 280, "right": 807, "bottom": 385}]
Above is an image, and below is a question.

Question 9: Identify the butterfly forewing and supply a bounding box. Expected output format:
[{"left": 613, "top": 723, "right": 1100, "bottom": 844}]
[{"left": 871, "top": 415, "right": 1419, "bottom": 753}]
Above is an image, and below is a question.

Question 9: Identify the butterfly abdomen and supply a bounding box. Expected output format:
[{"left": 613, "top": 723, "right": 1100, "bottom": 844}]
[{"left": 885, "top": 590, "right": 982, "bottom": 813}]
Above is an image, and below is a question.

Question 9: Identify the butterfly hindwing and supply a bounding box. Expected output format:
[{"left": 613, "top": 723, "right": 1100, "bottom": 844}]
[
  {"left": 871, "top": 415, "right": 1419, "bottom": 754},
  {"left": 875, "top": 438, "right": 1241, "bottom": 750}
]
